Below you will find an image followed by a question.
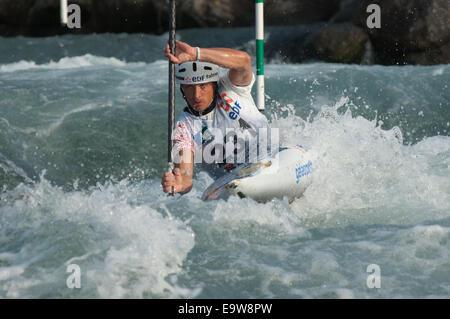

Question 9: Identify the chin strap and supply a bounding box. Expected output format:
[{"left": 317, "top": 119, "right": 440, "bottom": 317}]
[{"left": 184, "top": 100, "right": 216, "bottom": 117}]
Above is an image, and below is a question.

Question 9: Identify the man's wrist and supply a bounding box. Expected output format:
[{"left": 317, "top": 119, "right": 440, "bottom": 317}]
[{"left": 196, "top": 47, "right": 201, "bottom": 61}]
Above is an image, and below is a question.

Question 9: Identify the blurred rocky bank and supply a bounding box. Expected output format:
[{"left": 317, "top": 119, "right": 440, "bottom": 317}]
[{"left": 0, "top": 0, "right": 449, "bottom": 65}]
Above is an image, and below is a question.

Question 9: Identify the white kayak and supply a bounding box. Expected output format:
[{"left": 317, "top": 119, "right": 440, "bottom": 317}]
[{"left": 202, "top": 145, "right": 314, "bottom": 203}]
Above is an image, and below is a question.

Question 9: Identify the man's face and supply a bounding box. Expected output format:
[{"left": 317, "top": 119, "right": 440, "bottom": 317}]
[{"left": 181, "top": 82, "right": 216, "bottom": 112}]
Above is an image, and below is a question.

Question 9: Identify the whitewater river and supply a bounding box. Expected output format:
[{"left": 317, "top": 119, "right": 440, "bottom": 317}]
[{"left": 1, "top": 28, "right": 449, "bottom": 298}]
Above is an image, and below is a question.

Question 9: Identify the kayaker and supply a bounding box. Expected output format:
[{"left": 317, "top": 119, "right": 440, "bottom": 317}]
[{"left": 161, "top": 40, "right": 269, "bottom": 194}]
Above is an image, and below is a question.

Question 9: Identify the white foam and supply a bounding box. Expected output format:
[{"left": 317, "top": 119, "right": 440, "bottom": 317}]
[
  {"left": 432, "top": 68, "right": 444, "bottom": 76},
  {"left": 0, "top": 265, "right": 25, "bottom": 281},
  {"left": 270, "top": 100, "right": 450, "bottom": 226},
  {"left": 0, "top": 176, "right": 197, "bottom": 298},
  {"left": 334, "top": 288, "right": 355, "bottom": 299},
  {"left": 211, "top": 194, "right": 310, "bottom": 237},
  {"left": 0, "top": 54, "right": 131, "bottom": 73}
]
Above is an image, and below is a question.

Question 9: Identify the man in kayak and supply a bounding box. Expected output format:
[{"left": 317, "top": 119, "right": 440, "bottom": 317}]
[{"left": 161, "top": 40, "right": 269, "bottom": 194}]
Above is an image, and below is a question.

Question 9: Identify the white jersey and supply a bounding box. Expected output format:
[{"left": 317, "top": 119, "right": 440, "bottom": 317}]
[{"left": 172, "top": 71, "right": 269, "bottom": 178}]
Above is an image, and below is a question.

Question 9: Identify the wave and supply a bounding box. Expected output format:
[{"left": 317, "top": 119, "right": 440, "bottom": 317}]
[
  {"left": 0, "top": 54, "right": 147, "bottom": 73},
  {"left": 267, "top": 101, "right": 450, "bottom": 227},
  {"left": 0, "top": 174, "right": 198, "bottom": 298}
]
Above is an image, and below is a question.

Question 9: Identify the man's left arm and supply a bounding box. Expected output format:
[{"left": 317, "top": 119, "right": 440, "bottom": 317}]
[{"left": 199, "top": 47, "right": 253, "bottom": 87}]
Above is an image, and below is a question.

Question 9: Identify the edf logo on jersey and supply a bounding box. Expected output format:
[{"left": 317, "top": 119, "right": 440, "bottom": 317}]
[{"left": 218, "top": 93, "right": 241, "bottom": 120}]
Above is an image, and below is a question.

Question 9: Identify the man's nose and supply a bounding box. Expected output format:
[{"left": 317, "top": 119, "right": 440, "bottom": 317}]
[{"left": 193, "top": 85, "right": 202, "bottom": 98}]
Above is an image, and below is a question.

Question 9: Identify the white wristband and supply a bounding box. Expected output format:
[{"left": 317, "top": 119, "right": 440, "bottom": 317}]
[{"left": 196, "top": 47, "right": 200, "bottom": 61}]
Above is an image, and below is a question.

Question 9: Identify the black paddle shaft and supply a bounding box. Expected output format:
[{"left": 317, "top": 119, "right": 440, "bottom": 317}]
[{"left": 168, "top": 0, "right": 176, "bottom": 168}]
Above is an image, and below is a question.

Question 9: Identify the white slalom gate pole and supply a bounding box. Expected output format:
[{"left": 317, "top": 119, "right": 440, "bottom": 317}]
[
  {"left": 255, "top": 0, "right": 265, "bottom": 112},
  {"left": 60, "top": 0, "right": 68, "bottom": 25}
]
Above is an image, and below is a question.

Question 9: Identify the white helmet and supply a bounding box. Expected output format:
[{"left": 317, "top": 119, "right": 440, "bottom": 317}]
[{"left": 175, "top": 61, "right": 219, "bottom": 85}]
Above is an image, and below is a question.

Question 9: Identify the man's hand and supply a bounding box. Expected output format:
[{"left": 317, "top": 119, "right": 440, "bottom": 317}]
[
  {"left": 161, "top": 168, "right": 185, "bottom": 194},
  {"left": 164, "top": 40, "right": 197, "bottom": 64},
  {"left": 161, "top": 150, "right": 194, "bottom": 195}
]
